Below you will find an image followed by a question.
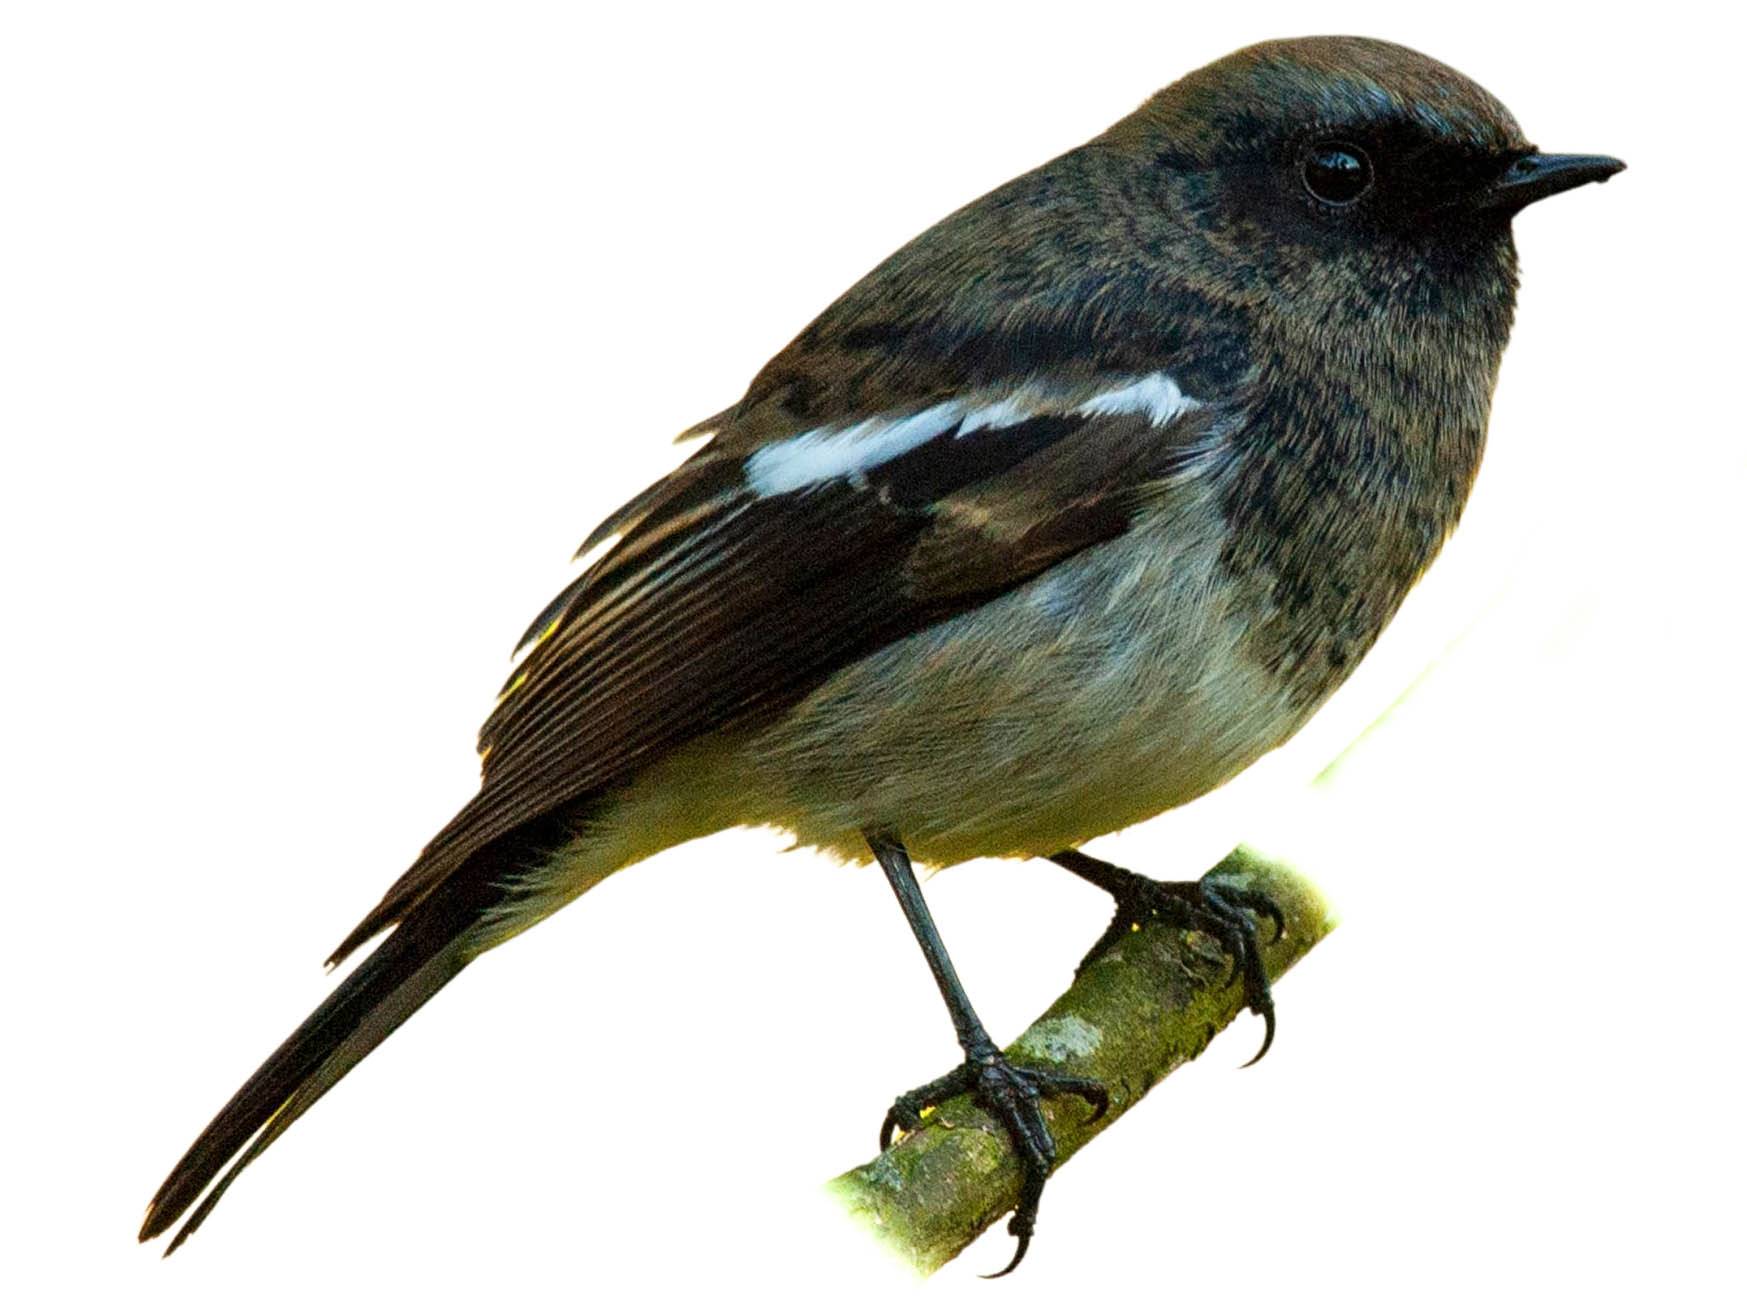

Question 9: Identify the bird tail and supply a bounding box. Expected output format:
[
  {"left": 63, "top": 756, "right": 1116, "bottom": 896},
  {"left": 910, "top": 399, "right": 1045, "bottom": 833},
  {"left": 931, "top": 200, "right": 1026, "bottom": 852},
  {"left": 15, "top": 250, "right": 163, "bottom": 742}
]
[{"left": 138, "top": 857, "right": 517, "bottom": 1255}]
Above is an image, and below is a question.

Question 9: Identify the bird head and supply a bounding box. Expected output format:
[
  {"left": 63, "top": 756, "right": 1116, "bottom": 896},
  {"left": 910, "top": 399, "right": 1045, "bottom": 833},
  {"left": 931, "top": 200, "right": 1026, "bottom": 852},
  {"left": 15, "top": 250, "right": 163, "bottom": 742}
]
[{"left": 1095, "top": 36, "right": 1623, "bottom": 345}]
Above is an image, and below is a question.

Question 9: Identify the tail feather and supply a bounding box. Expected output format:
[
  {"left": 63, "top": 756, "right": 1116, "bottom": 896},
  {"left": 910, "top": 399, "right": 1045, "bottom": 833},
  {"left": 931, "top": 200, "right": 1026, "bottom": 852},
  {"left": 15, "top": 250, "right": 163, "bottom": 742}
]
[{"left": 138, "top": 884, "right": 495, "bottom": 1252}]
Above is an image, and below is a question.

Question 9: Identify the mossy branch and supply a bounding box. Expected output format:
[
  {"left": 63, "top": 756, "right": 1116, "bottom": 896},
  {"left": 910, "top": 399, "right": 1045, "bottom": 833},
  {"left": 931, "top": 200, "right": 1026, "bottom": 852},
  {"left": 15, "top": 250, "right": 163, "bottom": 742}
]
[{"left": 826, "top": 846, "right": 1334, "bottom": 1275}]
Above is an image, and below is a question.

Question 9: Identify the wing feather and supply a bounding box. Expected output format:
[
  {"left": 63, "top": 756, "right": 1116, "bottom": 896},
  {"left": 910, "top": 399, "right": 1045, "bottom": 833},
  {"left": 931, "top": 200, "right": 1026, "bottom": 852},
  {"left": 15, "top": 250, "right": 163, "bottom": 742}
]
[{"left": 329, "top": 386, "right": 1223, "bottom": 964}]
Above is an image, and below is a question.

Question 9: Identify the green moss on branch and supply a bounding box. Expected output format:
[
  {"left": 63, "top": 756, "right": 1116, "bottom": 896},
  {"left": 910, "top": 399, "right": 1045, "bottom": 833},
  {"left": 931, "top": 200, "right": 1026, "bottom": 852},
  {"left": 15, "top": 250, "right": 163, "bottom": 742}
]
[{"left": 826, "top": 847, "right": 1334, "bottom": 1275}]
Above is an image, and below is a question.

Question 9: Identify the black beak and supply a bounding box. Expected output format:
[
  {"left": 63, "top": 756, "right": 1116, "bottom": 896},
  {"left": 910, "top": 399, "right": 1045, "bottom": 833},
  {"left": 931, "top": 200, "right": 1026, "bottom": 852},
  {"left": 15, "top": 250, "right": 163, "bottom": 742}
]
[{"left": 1476, "top": 151, "right": 1626, "bottom": 212}]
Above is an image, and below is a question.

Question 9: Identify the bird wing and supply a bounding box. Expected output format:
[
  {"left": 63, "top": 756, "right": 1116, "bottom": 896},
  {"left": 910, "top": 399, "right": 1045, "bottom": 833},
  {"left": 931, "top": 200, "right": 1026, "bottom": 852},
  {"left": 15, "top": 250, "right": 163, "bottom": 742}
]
[{"left": 329, "top": 368, "right": 1227, "bottom": 964}]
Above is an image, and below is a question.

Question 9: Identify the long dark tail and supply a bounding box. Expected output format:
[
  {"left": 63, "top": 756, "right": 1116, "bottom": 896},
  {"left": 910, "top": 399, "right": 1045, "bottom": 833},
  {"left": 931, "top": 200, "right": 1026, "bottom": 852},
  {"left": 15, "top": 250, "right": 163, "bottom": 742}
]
[{"left": 138, "top": 863, "right": 518, "bottom": 1254}]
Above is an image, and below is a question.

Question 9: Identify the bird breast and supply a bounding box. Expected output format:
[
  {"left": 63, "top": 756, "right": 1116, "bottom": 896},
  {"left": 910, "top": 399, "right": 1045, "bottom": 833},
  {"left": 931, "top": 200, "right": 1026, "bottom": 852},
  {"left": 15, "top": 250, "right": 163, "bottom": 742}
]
[{"left": 728, "top": 485, "right": 1312, "bottom": 866}]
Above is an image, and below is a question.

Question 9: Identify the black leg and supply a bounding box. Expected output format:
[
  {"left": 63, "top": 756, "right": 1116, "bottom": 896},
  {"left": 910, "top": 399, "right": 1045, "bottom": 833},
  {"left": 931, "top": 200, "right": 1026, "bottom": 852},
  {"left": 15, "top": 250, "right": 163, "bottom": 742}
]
[
  {"left": 868, "top": 832, "right": 1107, "bottom": 1277},
  {"left": 1049, "top": 849, "right": 1286, "bottom": 1065}
]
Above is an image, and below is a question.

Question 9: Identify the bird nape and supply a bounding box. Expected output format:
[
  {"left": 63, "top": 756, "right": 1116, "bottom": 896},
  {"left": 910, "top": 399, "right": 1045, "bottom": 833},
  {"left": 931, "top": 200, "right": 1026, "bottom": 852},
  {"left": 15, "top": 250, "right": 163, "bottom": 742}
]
[{"left": 140, "top": 35, "right": 1622, "bottom": 1273}]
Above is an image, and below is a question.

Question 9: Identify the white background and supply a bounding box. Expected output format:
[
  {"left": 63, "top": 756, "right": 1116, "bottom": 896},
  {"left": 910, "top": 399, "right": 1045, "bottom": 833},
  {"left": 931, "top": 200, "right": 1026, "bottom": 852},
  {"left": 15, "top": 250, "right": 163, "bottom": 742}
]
[{"left": 4, "top": 2, "right": 1741, "bottom": 1306}]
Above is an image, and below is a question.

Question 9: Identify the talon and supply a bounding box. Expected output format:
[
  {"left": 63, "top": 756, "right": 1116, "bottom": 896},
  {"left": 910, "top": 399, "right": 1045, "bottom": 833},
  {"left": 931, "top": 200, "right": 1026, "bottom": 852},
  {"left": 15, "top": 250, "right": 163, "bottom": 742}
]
[
  {"left": 1241, "top": 1001, "right": 1277, "bottom": 1067},
  {"left": 1213, "top": 880, "right": 1287, "bottom": 945},
  {"left": 877, "top": 1064, "right": 975, "bottom": 1151},
  {"left": 984, "top": 1229, "right": 1031, "bottom": 1279},
  {"left": 1049, "top": 852, "right": 1287, "bottom": 1065},
  {"left": 879, "top": 1050, "right": 1108, "bottom": 1274},
  {"left": 1082, "top": 1085, "right": 1110, "bottom": 1123},
  {"left": 879, "top": 1095, "right": 923, "bottom": 1150},
  {"left": 1051, "top": 1075, "right": 1109, "bottom": 1122},
  {"left": 878, "top": 1108, "right": 903, "bottom": 1151},
  {"left": 1262, "top": 901, "right": 1286, "bottom": 943},
  {"left": 1238, "top": 890, "right": 1286, "bottom": 944},
  {"left": 986, "top": 1144, "right": 1047, "bottom": 1277}
]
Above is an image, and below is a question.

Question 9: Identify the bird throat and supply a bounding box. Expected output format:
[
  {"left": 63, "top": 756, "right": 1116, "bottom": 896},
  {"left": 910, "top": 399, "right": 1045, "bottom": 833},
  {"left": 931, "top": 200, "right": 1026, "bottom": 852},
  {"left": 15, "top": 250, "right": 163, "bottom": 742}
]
[{"left": 1220, "top": 269, "right": 1510, "bottom": 709}]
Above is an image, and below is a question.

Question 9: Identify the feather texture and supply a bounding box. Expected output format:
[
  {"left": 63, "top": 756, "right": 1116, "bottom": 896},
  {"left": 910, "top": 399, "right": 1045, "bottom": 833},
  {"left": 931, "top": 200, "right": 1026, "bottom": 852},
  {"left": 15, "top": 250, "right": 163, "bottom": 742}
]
[{"left": 329, "top": 378, "right": 1222, "bottom": 964}]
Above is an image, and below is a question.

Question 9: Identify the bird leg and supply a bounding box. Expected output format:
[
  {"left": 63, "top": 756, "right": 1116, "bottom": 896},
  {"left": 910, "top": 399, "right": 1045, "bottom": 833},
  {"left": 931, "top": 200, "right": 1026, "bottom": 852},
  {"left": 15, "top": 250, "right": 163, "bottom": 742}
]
[
  {"left": 1048, "top": 849, "right": 1285, "bottom": 1065},
  {"left": 867, "top": 833, "right": 1108, "bottom": 1277}
]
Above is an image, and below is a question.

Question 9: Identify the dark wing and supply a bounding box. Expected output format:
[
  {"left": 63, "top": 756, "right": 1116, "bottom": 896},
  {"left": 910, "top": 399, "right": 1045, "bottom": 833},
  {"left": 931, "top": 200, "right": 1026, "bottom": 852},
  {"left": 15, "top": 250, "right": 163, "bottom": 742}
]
[{"left": 329, "top": 381, "right": 1223, "bottom": 964}]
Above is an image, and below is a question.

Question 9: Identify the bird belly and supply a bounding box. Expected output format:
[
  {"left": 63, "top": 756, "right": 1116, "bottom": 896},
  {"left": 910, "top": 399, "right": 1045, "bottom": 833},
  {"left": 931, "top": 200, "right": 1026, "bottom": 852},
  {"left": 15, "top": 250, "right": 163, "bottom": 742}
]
[{"left": 733, "top": 501, "right": 1311, "bottom": 866}]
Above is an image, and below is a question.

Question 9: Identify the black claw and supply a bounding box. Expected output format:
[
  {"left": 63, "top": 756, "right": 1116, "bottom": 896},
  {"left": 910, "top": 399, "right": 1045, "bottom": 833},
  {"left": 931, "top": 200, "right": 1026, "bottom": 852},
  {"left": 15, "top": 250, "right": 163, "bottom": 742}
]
[
  {"left": 878, "top": 1050, "right": 1109, "bottom": 1275},
  {"left": 1238, "top": 950, "right": 1276, "bottom": 1064},
  {"left": 878, "top": 1109, "right": 901, "bottom": 1152},
  {"left": 1055, "top": 1076, "right": 1109, "bottom": 1123},
  {"left": 879, "top": 1067, "right": 972, "bottom": 1150},
  {"left": 879, "top": 1100, "right": 912, "bottom": 1151},
  {"left": 1052, "top": 853, "right": 1284, "bottom": 1066},
  {"left": 984, "top": 1228, "right": 1031, "bottom": 1279},
  {"left": 985, "top": 1149, "right": 1048, "bottom": 1277},
  {"left": 1241, "top": 1000, "right": 1277, "bottom": 1067},
  {"left": 1214, "top": 881, "right": 1287, "bottom": 945},
  {"left": 1206, "top": 884, "right": 1279, "bottom": 1066},
  {"left": 1263, "top": 901, "right": 1287, "bottom": 943}
]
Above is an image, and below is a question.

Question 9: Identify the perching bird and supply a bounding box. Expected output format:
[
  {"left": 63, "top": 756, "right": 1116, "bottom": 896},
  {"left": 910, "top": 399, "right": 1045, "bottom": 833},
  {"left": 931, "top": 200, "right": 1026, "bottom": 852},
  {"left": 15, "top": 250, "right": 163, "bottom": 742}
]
[{"left": 140, "top": 35, "right": 1622, "bottom": 1272}]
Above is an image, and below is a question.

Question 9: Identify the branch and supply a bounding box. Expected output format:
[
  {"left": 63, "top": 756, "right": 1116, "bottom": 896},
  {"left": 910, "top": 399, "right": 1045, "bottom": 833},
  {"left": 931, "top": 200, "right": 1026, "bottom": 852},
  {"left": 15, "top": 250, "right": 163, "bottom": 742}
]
[{"left": 825, "top": 846, "right": 1334, "bottom": 1274}]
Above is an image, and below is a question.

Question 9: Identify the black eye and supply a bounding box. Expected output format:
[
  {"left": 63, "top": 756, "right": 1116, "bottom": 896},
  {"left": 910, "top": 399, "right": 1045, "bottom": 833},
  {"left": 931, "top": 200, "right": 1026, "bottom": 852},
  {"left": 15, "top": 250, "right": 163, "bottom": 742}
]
[{"left": 1302, "top": 141, "right": 1373, "bottom": 205}]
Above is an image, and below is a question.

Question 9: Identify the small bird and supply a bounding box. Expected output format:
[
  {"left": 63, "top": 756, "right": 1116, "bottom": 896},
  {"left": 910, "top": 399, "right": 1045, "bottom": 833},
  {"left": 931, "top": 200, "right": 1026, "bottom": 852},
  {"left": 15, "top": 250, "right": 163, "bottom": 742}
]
[{"left": 141, "top": 35, "right": 1622, "bottom": 1272}]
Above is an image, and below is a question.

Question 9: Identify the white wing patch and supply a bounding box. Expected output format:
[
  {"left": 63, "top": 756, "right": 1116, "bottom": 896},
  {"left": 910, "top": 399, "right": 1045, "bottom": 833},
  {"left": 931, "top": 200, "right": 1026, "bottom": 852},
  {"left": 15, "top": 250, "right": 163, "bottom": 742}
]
[
  {"left": 745, "top": 401, "right": 967, "bottom": 495},
  {"left": 960, "top": 395, "right": 1038, "bottom": 434},
  {"left": 744, "top": 371, "right": 1200, "bottom": 498},
  {"left": 1072, "top": 373, "right": 1200, "bottom": 426}
]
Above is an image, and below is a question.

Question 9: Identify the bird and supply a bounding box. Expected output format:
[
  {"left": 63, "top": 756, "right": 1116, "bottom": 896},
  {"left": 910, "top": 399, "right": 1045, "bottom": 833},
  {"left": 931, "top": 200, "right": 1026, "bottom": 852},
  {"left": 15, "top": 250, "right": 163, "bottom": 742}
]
[{"left": 139, "top": 34, "right": 1623, "bottom": 1274}]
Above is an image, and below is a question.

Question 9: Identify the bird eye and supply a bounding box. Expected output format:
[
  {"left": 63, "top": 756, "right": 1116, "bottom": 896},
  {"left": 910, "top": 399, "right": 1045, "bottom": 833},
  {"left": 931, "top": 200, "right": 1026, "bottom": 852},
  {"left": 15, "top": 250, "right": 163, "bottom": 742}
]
[{"left": 1301, "top": 141, "right": 1373, "bottom": 205}]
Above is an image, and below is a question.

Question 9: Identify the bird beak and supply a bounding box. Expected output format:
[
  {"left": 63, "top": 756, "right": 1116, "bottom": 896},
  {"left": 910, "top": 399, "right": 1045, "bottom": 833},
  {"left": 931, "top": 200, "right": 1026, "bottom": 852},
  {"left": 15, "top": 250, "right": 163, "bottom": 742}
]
[{"left": 1476, "top": 151, "right": 1626, "bottom": 211}]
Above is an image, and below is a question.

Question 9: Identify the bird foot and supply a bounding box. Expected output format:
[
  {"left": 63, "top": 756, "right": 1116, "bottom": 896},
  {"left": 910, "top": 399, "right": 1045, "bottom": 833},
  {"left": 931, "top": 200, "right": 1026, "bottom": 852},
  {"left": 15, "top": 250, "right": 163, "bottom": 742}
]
[
  {"left": 1076, "top": 866, "right": 1285, "bottom": 1065},
  {"left": 879, "top": 1040, "right": 1107, "bottom": 1276}
]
